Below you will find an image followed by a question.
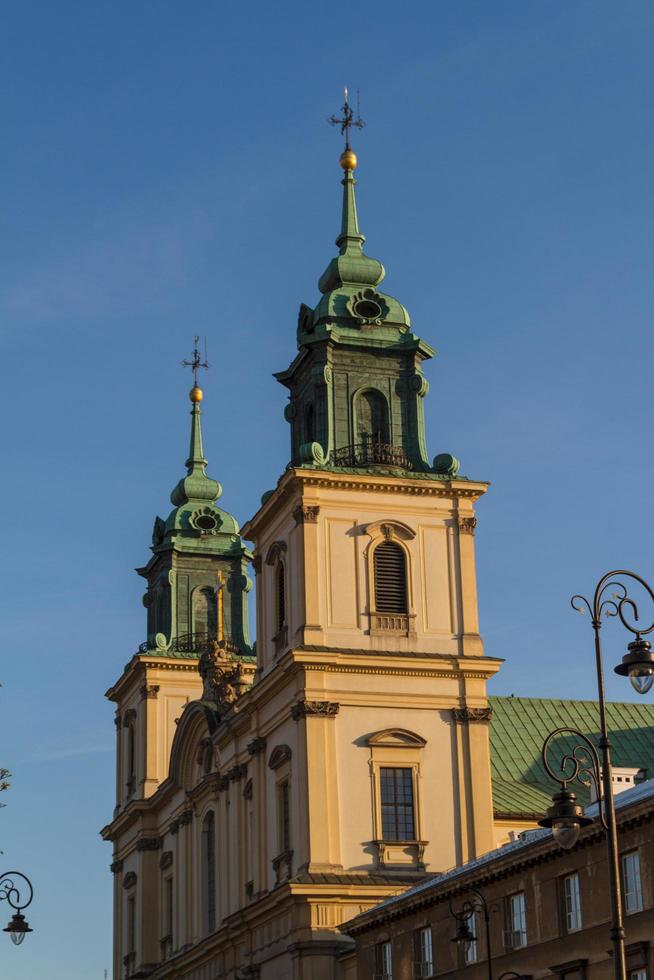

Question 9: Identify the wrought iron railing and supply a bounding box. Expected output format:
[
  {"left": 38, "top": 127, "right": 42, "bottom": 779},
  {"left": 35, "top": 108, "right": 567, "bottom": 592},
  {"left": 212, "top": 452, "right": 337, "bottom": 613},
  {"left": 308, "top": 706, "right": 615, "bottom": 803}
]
[{"left": 331, "top": 442, "right": 413, "bottom": 469}]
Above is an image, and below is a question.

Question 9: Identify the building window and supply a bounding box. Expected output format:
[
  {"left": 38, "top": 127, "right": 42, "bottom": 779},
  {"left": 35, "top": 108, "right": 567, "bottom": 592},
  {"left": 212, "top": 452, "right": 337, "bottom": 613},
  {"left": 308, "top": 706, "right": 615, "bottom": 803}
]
[
  {"left": 629, "top": 971, "right": 647, "bottom": 980},
  {"left": 161, "top": 876, "right": 173, "bottom": 959},
  {"left": 126, "top": 724, "right": 136, "bottom": 798},
  {"left": 414, "top": 926, "right": 433, "bottom": 978},
  {"left": 375, "top": 940, "right": 393, "bottom": 980},
  {"left": 380, "top": 767, "right": 415, "bottom": 841},
  {"left": 505, "top": 892, "right": 527, "bottom": 949},
  {"left": 278, "top": 780, "right": 291, "bottom": 852},
  {"left": 561, "top": 873, "right": 582, "bottom": 932},
  {"left": 127, "top": 894, "right": 136, "bottom": 953},
  {"left": 202, "top": 811, "right": 216, "bottom": 934},
  {"left": 622, "top": 851, "right": 643, "bottom": 914},
  {"left": 374, "top": 542, "right": 408, "bottom": 614},
  {"left": 276, "top": 562, "right": 286, "bottom": 636},
  {"left": 192, "top": 587, "right": 217, "bottom": 638},
  {"left": 463, "top": 911, "right": 478, "bottom": 964}
]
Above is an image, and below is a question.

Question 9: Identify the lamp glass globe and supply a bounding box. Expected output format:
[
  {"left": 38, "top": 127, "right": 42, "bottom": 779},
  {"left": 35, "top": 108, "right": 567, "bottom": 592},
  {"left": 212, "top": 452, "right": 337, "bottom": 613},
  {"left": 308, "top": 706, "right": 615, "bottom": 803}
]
[{"left": 552, "top": 818, "right": 581, "bottom": 850}]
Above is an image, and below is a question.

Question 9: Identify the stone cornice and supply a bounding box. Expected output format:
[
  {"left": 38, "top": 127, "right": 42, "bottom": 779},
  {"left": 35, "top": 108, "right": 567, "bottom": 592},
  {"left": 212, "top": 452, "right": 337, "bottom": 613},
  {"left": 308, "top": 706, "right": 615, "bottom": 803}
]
[{"left": 242, "top": 467, "right": 488, "bottom": 540}]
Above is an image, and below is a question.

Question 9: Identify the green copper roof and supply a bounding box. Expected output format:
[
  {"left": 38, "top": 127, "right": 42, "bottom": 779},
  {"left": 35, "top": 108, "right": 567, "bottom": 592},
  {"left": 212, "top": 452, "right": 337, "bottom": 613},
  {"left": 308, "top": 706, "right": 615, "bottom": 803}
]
[{"left": 489, "top": 695, "right": 654, "bottom": 816}]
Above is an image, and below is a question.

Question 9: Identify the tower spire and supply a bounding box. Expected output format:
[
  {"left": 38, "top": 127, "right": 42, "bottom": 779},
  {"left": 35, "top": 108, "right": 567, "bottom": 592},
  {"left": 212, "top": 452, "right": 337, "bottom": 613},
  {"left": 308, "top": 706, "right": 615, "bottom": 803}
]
[
  {"left": 171, "top": 339, "right": 221, "bottom": 507},
  {"left": 319, "top": 90, "right": 384, "bottom": 293}
]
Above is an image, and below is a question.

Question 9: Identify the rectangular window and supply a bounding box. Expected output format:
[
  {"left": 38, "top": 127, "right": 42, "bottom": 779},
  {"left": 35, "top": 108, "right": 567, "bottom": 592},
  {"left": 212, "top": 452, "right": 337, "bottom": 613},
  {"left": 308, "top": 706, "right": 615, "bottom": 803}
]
[
  {"left": 164, "top": 876, "right": 173, "bottom": 939},
  {"left": 279, "top": 781, "right": 291, "bottom": 852},
  {"left": 375, "top": 940, "right": 393, "bottom": 980},
  {"left": 629, "top": 971, "right": 647, "bottom": 980},
  {"left": 380, "top": 767, "right": 415, "bottom": 841},
  {"left": 413, "top": 926, "right": 433, "bottom": 978},
  {"left": 464, "top": 911, "right": 478, "bottom": 964},
  {"left": 127, "top": 895, "right": 136, "bottom": 953},
  {"left": 622, "top": 851, "right": 643, "bottom": 914},
  {"left": 505, "top": 892, "right": 527, "bottom": 949},
  {"left": 562, "top": 873, "right": 582, "bottom": 932}
]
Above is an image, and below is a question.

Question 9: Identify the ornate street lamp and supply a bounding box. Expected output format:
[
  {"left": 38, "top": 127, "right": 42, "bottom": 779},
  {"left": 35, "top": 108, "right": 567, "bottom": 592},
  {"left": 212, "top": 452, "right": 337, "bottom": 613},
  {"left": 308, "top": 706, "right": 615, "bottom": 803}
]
[
  {"left": 0, "top": 872, "right": 33, "bottom": 945},
  {"left": 539, "top": 569, "right": 654, "bottom": 980},
  {"left": 450, "top": 889, "right": 492, "bottom": 980}
]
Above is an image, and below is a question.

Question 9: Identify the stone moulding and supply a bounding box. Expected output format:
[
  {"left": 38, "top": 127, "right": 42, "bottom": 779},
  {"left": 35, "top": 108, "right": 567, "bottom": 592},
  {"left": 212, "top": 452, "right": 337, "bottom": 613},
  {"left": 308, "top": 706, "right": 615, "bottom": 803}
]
[
  {"left": 452, "top": 706, "right": 493, "bottom": 724},
  {"left": 136, "top": 836, "right": 162, "bottom": 851},
  {"left": 110, "top": 859, "right": 124, "bottom": 874},
  {"left": 122, "top": 871, "right": 137, "bottom": 889},
  {"left": 291, "top": 700, "right": 340, "bottom": 720},
  {"left": 159, "top": 850, "right": 173, "bottom": 870},
  {"left": 228, "top": 763, "right": 248, "bottom": 782}
]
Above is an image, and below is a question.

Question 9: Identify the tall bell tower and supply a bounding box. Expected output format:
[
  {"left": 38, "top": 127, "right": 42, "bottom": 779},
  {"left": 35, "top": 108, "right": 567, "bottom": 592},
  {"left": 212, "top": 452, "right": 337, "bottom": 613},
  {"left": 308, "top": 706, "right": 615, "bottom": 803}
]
[{"left": 242, "top": 104, "right": 502, "bottom": 878}]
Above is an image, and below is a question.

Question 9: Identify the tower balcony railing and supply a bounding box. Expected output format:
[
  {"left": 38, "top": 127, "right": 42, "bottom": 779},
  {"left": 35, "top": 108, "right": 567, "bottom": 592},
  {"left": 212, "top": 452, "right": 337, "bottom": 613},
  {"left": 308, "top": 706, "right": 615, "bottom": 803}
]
[{"left": 330, "top": 442, "right": 413, "bottom": 470}]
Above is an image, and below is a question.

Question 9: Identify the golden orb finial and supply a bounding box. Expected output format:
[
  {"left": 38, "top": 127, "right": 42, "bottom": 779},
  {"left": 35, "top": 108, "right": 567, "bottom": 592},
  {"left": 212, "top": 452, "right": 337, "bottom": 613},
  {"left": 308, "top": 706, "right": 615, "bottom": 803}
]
[
  {"left": 189, "top": 385, "right": 203, "bottom": 403},
  {"left": 340, "top": 148, "right": 357, "bottom": 171}
]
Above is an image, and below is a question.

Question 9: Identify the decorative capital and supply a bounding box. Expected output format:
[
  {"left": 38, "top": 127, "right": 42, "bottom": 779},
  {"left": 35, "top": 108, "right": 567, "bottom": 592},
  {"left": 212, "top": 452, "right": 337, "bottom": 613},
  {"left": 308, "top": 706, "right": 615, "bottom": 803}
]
[
  {"left": 178, "top": 809, "right": 193, "bottom": 826},
  {"left": 122, "top": 871, "right": 138, "bottom": 890},
  {"left": 216, "top": 773, "right": 230, "bottom": 792},
  {"left": 110, "top": 859, "right": 124, "bottom": 874},
  {"left": 458, "top": 516, "right": 477, "bottom": 535},
  {"left": 136, "top": 836, "right": 162, "bottom": 852},
  {"left": 228, "top": 763, "right": 248, "bottom": 782},
  {"left": 291, "top": 700, "right": 340, "bottom": 720},
  {"left": 114, "top": 714, "right": 122, "bottom": 729},
  {"left": 293, "top": 504, "right": 320, "bottom": 526},
  {"left": 140, "top": 684, "right": 160, "bottom": 701},
  {"left": 452, "top": 706, "right": 493, "bottom": 724},
  {"left": 247, "top": 736, "right": 267, "bottom": 756},
  {"left": 159, "top": 850, "right": 173, "bottom": 870}
]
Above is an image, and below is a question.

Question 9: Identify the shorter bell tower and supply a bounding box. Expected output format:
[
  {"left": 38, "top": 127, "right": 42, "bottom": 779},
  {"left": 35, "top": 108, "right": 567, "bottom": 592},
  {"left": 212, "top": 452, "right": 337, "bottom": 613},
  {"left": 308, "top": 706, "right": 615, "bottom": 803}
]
[{"left": 107, "top": 362, "right": 253, "bottom": 811}]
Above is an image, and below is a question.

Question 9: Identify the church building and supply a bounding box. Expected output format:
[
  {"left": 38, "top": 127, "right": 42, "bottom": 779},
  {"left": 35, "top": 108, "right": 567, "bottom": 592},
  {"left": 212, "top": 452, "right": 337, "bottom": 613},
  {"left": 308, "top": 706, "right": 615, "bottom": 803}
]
[{"left": 101, "top": 125, "right": 610, "bottom": 979}]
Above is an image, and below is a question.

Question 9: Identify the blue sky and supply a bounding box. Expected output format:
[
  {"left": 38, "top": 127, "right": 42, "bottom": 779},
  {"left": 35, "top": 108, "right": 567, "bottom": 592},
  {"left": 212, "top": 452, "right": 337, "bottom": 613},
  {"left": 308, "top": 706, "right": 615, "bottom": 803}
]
[{"left": 1, "top": 2, "right": 653, "bottom": 976}]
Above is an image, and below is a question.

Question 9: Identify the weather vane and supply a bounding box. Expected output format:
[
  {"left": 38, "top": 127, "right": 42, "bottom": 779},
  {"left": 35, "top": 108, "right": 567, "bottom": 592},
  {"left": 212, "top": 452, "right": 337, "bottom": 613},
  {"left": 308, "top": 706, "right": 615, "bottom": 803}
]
[
  {"left": 328, "top": 86, "right": 365, "bottom": 150},
  {"left": 182, "top": 336, "right": 209, "bottom": 388}
]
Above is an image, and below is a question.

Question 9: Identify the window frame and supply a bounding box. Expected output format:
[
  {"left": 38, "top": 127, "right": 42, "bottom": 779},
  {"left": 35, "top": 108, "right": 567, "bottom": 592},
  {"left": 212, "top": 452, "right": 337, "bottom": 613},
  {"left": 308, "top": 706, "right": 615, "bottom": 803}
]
[
  {"left": 560, "top": 872, "right": 582, "bottom": 933},
  {"left": 374, "top": 939, "right": 393, "bottom": 980},
  {"left": 380, "top": 766, "right": 416, "bottom": 842},
  {"left": 413, "top": 925, "right": 434, "bottom": 978},
  {"left": 202, "top": 809, "right": 217, "bottom": 935},
  {"left": 504, "top": 891, "right": 527, "bottom": 949},
  {"left": 622, "top": 851, "right": 644, "bottom": 915}
]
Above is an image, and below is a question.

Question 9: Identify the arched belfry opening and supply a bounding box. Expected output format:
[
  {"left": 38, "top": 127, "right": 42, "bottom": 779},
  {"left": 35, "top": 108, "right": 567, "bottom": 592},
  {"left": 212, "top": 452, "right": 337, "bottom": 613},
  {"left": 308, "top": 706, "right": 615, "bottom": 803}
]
[
  {"left": 355, "top": 389, "right": 389, "bottom": 447},
  {"left": 193, "top": 587, "right": 218, "bottom": 639}
]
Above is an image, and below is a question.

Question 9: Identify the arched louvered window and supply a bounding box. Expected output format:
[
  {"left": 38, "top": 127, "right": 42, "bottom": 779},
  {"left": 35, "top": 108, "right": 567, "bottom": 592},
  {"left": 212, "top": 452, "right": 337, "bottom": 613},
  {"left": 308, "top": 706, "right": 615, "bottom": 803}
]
[
  {"left": 276, "top": 562, "right": 286, "bottom": 634},
  {"left": 193, "top": 587, "right": 217, "bottom": 639},
  {"left": 374, "top": 541, "right": 408, "bottom": 614},
  {"left": 202, "top": 811, "right": 216, "bottom": 934}
]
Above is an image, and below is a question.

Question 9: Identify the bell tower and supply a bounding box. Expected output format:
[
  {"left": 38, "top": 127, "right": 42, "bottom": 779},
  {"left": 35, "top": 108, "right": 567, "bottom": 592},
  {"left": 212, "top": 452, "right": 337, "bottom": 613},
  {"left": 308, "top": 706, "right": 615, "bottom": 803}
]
[{"left": 242, "top": 104, "right": 502, "bottom": 876}]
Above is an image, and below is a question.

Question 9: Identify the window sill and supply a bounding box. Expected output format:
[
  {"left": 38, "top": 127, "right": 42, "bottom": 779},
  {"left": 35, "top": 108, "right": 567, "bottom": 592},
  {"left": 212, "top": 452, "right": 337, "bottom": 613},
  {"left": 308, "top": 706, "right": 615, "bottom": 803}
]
[
  {"left": 373, "top": 839, "right": 427, "bottom": 870},
  {"left": 370, "top": 612, "right": 416, "bottom": 637}
]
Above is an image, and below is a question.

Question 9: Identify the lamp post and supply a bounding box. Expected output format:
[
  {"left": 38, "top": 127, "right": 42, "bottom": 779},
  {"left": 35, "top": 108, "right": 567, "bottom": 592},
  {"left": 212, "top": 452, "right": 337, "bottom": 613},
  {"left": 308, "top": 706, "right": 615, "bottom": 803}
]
[
  {"left": 450, "top": 889, "right": 492, "bottom": 980},
  {"left": 538, "top": 570, "right": 654, "bottom": 980},
  {"left": 0, "top": 871, "right": 33, "bottom": 945}
]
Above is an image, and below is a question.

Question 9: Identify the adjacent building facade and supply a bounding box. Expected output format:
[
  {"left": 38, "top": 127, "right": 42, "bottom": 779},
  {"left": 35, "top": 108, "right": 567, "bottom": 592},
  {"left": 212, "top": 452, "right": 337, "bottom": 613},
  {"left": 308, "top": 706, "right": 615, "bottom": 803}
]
[{"left": 340, "top": 780, "right": 654, "bottom": 980}]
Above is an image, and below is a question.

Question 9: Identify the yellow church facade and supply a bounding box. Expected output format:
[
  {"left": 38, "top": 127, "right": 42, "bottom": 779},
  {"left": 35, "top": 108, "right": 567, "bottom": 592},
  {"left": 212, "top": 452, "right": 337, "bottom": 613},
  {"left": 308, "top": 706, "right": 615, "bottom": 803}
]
[{"left": 102, "top": 124, "right": 505, "bottom": 980}]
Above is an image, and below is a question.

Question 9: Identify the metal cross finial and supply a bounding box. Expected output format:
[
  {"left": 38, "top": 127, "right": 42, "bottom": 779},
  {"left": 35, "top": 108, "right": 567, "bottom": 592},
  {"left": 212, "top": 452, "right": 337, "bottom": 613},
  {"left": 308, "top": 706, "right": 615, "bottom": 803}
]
[
  {"left": 181, "top": 336, "right": 209, "bottom": 388},
  {"left": 328, "top": 86, "right": 365, "bottom": 150}
]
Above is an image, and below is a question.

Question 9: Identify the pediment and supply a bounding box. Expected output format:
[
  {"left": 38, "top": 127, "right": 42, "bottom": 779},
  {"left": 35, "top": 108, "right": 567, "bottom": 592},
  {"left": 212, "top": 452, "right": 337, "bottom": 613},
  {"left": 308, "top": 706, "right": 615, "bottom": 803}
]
[
  {"left": 364, "top": 520, "right": 416, "bottom": 542},
  {"left": 366, "top": 728, "right": 426, "bottom": 748}
]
